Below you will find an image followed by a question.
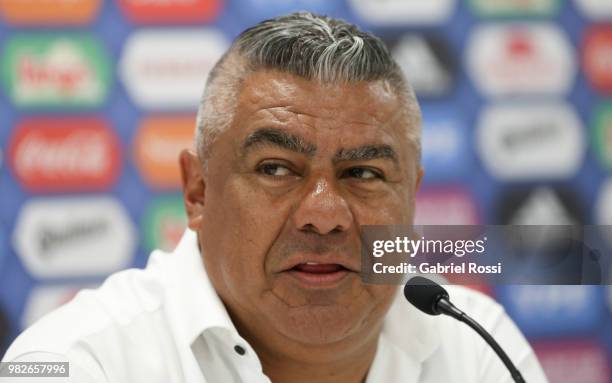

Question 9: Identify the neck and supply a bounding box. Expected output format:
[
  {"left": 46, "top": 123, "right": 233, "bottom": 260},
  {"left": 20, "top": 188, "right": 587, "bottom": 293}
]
[
  {"left": 257, "top": 332, "right": 379, "bottom": 383},
  {"left": 230, "top": 310, "right": 382, "bottom": 383}
]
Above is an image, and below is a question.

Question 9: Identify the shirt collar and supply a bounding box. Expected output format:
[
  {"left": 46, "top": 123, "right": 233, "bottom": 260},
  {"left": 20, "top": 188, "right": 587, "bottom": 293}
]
[
  {"left": 160, "top": 229, "right": 440, "bottom": 367},
  {"left": 159, "top": 228, "right": 238, "bottom": 347},
  {"left": 381, "top": 287, "right": 441, "bottom": 364}
]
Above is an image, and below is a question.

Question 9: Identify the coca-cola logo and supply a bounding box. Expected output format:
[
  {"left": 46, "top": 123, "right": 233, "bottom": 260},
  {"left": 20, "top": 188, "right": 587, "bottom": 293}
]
[{"left": 8, "top": 118, "right": 121, "bottom": 192}]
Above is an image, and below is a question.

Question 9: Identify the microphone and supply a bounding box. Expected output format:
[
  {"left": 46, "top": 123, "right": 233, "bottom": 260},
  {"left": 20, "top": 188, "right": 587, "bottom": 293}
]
[{"left": 404, "top": 276, "right": 526, "bottom": 383}]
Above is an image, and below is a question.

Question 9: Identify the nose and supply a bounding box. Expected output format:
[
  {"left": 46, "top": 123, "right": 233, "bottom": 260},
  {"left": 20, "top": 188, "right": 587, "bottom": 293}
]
[{"left": 292, "top": 177, "right": 353, "bottom": 235}]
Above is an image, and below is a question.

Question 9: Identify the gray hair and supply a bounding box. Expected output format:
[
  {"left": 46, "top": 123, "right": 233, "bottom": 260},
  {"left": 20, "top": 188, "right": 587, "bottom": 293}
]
[{"left": 195, "top": 12, "right": 421, "bottom": 166}]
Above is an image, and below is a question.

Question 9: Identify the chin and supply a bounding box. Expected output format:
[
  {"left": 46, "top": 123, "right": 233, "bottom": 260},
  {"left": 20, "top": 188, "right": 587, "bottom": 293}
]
[{"left": 277, "top": 304, "right": 366, "bottom": 346}]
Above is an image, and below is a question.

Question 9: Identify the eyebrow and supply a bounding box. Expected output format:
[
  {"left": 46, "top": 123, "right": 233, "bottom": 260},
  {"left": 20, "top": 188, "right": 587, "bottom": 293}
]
[
  {"left": 243, "top": 128, "right": 317, "bottom": 156},
  {"left": 242, "top": 128, "right": 398, "bottom": 165},
  {"left": 333, "top": 145, "right": 398, "bottom": 165}
]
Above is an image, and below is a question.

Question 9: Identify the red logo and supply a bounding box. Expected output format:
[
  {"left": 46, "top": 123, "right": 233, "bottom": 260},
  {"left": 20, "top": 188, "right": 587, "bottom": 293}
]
[
  {"left": 8, "top": 118, "right": 121, "bottom": 192},
  {"left": 414, "top": 187, "right": 481, "bottom": 225},
  {"left": 117, "top": 0, "right": 222, "bottom": 24},
  {"left": 534, "top": 340, "right": 610, "bottom": 383},
  {"left": 467, "top": 23, "right": 575, "bottom": 97},
  {"left": 583, "top": 27, "right": 612, "bottom": 94},
  {"left": 507, "top": 32, "right": 534, "bottom": 57}
]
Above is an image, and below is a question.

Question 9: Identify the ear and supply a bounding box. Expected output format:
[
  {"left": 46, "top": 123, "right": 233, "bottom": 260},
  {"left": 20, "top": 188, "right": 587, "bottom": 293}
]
[
  {"left": 179, "top": 149, "right": 206, "bottom": 231},
  {"left": 415, "top": 166, "right": 424, "bottom": 192}
]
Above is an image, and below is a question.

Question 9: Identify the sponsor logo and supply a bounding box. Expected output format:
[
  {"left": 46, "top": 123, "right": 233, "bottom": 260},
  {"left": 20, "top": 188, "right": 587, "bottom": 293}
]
[
  {"left": 13, "top": 197, "right": 135, "bottom": 278},
  {"left": 534, "top": 340, "right": 610, "bottom": 383},
  {"left": 1, "top": 35, "right": 111, "bottom": 108},
  {"left": 117, "top": 0, "right": 222, "bottom": 24},
  {"left": 141, "top": 196, "right": 186, "bottom": 252},
  {"left": 574, "top": 0, "right": 612, "bottom": 20},
  {"left": 0, "top": 304, "right": 8, "bottom": 356},
  {"left": 495, "top": 187, "right": 598, "bottom": 279},
  {"left": 8, "top": 118, "right": 121, "bottom": 193},
  {"left": 348, "top": 0, "right": 456, "bottom": 26},
  {"left": 134, "top": 115, "right": 194, "bottom": 189},
  {"left": 476, "top": 103, "right": 585, "bottom": 180},
  {"left": 120, "top": 29, "right": 228, "bottom": 110},
  {"left": 608, "top": 285, "right": 612, "bottom": 316},
  {"left": 0, "top": 0, "right": 100, "bottom": 25},
  {"left": 583, "top": 27, "right": 612, "bottom": 94},
  {"left": 415, "top": 187, "right": 480, "bottom": 225},
  {"left": 469, "top": 0, "right": 560, "bottom": 17},
  {"left": 21, "top": 285, "right": 94, "bottom": 329},
  {"left": 235, "top": 0, "right": 339, "bottom": 21},
  {"left": 592, "top": 102, "right": 612, "bottom": 169},
  {"left": 496, "top": 187, "right": 584, "bottom": 225},
  {"left": 496, "top": 286, "right": 604, "bottom": 336},
  {"left": 389, "top": 35, "right": 455, "bottom": 98},
  {"left": 608, "top": 285, "right": 612, "bottom": 315},
  {"left": 420, "top": 106, "right": 469, "bottom": 182},
  {"left": 596, "top": 179, "right": 612, "bottom": 226},
  {"left": 467, "top": 23, "right": 575, "bottom": 97},
  {"left": 0, "top": 223, "right": 6, "bottom": 269},
  {"left": 597, "top": 179, "right": 612, "bottom": 227}
]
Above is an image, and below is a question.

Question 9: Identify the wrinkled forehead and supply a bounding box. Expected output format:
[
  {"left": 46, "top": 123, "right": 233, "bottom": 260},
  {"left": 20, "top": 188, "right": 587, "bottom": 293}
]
[{"left": 233, "top": 70, "right": 408, "bottom": 133}]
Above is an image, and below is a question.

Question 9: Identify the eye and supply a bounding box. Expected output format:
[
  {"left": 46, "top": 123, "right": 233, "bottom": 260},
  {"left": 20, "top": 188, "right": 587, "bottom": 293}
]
[
  {"left": 257, "top": 163, "right": 294, "bottom": 177},
  {"left": 342, "top": 167, "right": 383, "bottom": 180}
]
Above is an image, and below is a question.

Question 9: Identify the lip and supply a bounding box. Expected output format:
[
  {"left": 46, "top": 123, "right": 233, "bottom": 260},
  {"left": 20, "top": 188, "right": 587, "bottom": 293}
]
[
  {"left": 277, "top": 256, "right": 360, "bottom": 288},
  {"left": 279, "top": 255, "right": 360, "bottom": 273},
  {"left": 286, "top": 267, "right": 351, "bottom": 287}
]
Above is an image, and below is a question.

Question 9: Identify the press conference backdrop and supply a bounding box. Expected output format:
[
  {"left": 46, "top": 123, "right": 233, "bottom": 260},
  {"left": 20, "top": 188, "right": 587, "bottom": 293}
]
[{"left": 0, "top": 0, "right": 611, "bottom": 381}]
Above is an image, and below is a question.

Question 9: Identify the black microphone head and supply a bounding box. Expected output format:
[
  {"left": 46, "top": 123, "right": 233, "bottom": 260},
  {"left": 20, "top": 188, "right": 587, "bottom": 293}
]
[{"left": 404, "top": 276, "right": 449, "bottom": 316}]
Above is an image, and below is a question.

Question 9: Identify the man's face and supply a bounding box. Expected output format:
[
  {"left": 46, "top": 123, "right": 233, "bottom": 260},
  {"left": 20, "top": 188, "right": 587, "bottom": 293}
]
[{"left": 181, "top": 70, "right": 422, "bottom": 348}]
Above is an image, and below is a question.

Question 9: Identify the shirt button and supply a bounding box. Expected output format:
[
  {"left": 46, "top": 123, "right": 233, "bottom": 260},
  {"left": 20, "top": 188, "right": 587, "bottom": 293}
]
[{"left": 234, "top": 345, "right": 246, "bottom": 356}]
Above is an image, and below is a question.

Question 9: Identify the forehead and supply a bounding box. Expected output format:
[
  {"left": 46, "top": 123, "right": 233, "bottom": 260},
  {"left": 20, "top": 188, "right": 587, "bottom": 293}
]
[{"left": 233, "top": 70, "right": 407, "bottom": 135}]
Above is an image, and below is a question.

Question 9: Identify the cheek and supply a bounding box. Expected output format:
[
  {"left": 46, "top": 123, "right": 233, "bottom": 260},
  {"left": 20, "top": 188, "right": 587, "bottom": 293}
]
[
  {"left": 349, "top": 192, "right": 414, "bottom": 226},
  {"left": 200, "top": 176, "right": 291, "bottom": 292}
]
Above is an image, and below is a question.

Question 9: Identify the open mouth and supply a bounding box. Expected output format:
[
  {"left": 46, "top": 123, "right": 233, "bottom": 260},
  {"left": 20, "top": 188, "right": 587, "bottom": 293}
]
[{"left": 287, "top": 262, "right": 351, "bottom": 285}]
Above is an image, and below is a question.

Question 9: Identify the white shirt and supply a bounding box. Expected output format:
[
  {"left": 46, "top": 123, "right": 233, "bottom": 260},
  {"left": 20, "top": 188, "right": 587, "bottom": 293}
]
[{"left": 2, "top": 229, "right": 548, "bottom": 383}]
